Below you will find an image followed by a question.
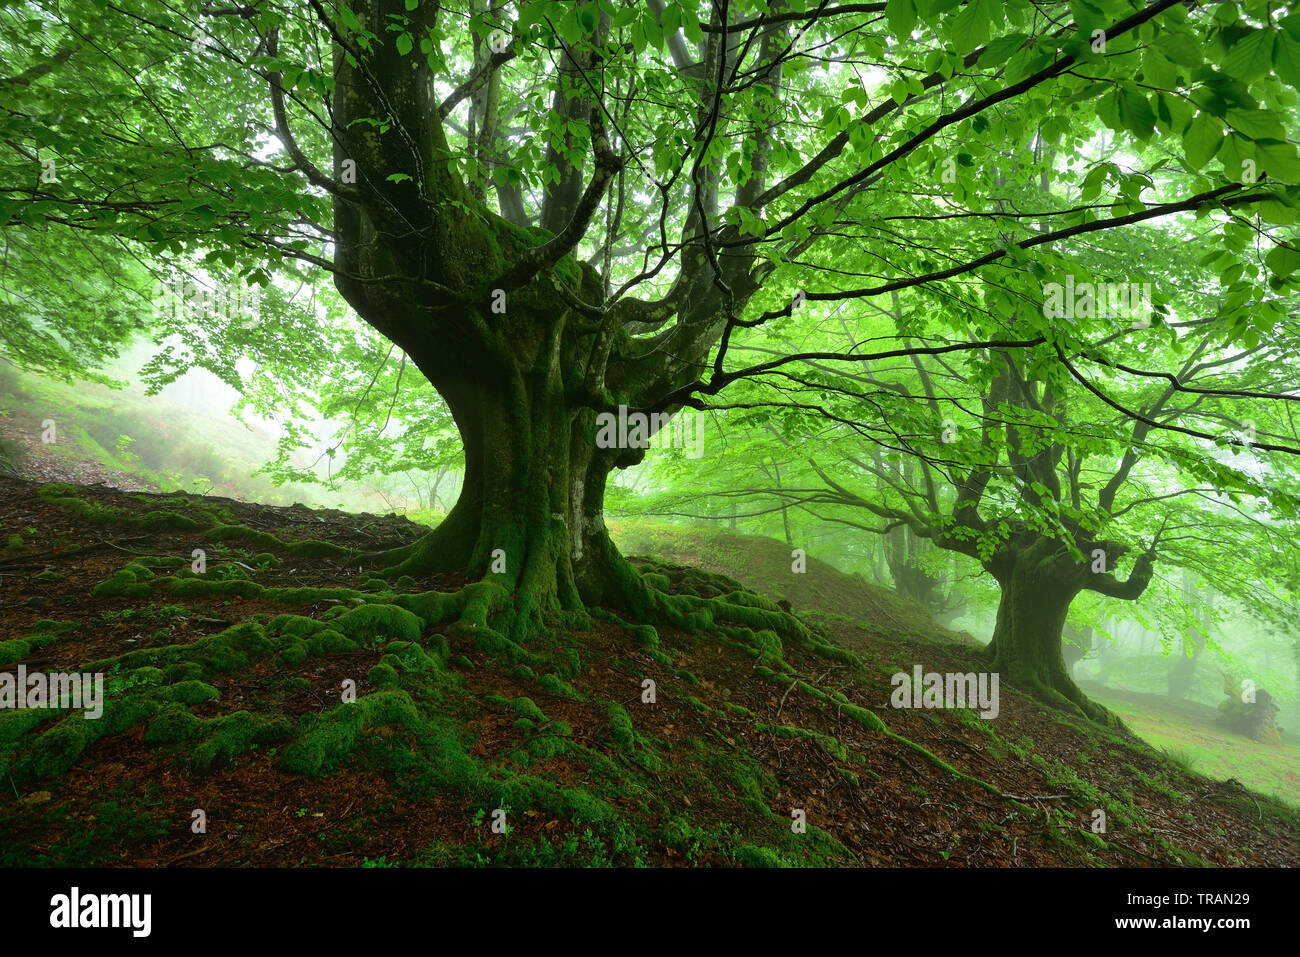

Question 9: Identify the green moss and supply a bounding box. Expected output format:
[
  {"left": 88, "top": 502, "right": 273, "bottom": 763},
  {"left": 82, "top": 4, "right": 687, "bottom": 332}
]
[
  {"left": 332, "top": 603, "right": 423, "bottom": 648},
  {"left": 279, "top": 691, "right": 423, "bottom": 777},
  {"left": 632, "top": 624, "right": 660, "bottom": 648},
  {"left": 368, "top": 663, "right": 401, "bottom": 689},
  {"left": 538, "top": 672, "right": 584, "bottom": 702},
  {"left": 756, "top": 721, "right": 848, "bottom": 761},
  {"left": 164, "top": 680, "right": 220, "bottom": 705},
  {"left": 20, "top": 694, "right": 154, "bottom": 780},
  {"left": 138, "top": 509, "right": 204, "bottom": 531},
  {"left": 205, "top": 524, "right": 351, "bottom": 558},
  {"left": 186, "top": 621, "right": 276, "bottom": 674},
  {"left": 641, "top": 572, "right": 671, "bottom": 591},
  {"left": 754, "top": 664, "right": 794, "bottom": 685},
  {"left": 268, "top": 614, "right": 326, "bottom": 639},
  {"left": 143, "top": 703, "right": 202, "bottom": 745},
  {"left": 0, "top": 638, "right": 31, "bottom": 666},
  {"left": 748, "top": 629, "right": 784, "bottom": 667},
  {"left": 0, "top": 708, "right": 58, "bottom": 745},
  {"left": 837, "top": 700, "right": 887, "bottom": 734},
  {"left": 168, "top": 577, "right": 262, "bottom": 599},
  {"left": 519, "top": 734, "right": 569, "bottom": 763},
  {"left": 1078, "top": 829, "right": 1108, "bottom": 850},
  {"left": 190, "top": 711, "right": 293, "bottom": 772},
  {"left": 391, "top": 590, "right": 462, "bottom": 627},
  {"left": 91, "top": 570, "right": 150, "bottom": 599},
  {"left": 380, "top": 644, "right": 439, "bottom": 675},
  {"left": 163, "top": 661, "right": 204, "bottom": 683},
  {"left": 735, "top": 844, "right": 787, "bottom": 868},
  {"left": 277, "top": 639, "right": 310, "bottom": 666},
  {"left": 466, "top": 626, "right": 540, "bottom": 665},
  {"left": 512, "top": 696, "right": 550, "bottom": 723},
  {"left": 308, "top": 630, "right": 357, "bottom": 655},
  {"left": 606, "top": 702, "right": 636, "bottom": 752},
  {"left": 551, "top": 646, "right": 582, "bottom": 679},
  {"left": 38, "top": 484, "right": 128, "bottom": 524}
]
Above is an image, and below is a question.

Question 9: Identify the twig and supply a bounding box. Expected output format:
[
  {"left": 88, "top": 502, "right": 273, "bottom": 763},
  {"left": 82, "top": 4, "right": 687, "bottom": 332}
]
[
  {"left": 998, "top": 793, "right": 1069, "bottom": 801},
  {"left": 164, "top": 843, "right": 215, "bottom": 866}
]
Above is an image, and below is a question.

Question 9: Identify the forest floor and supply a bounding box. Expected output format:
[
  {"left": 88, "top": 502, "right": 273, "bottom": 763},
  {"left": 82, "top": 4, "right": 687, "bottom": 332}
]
[{"left": 0, "top": 475, "right": 1297, "bottom": 867}]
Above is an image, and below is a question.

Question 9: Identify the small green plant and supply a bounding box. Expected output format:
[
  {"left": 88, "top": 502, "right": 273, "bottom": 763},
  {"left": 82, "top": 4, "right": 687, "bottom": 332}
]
[
  {"left": 1162, "top": 746, "right": 1199, "bottom": 773},
  {"left": 114, "top": 433, "right": 138, "bottom": 465}
]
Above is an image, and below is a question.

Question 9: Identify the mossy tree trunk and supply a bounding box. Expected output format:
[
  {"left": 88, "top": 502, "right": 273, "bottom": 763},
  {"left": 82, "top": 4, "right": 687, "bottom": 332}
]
[
  {"left": 982, "top": 536, "right": 1154, "bottom": 726},
  {"left": 361, "top": 306, "right": 661, "bottom": 634}
]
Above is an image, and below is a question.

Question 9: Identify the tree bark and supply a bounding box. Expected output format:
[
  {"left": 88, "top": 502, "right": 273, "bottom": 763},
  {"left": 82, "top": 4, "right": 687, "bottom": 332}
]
[
  {"left": 984, "top": 540, "right": 1119, "bottom": 725},
  {"left": 371, "top": 344, "right": 655, "bottom": 637}
]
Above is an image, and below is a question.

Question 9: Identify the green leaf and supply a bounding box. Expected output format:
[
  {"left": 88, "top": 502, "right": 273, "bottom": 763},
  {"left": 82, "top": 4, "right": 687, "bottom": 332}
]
[
  {"left": 1183, "top": 112, "right": 1221, "bottom": 169},
  {"left": 1156, "top": 92, "right": 1192, "bottom": 136},
  {"left": 979, "top": 32, "right": 1028, "bottom": 68},
  {"left": 1118, "top": 84, "right": 1156, "bottom": 140},
  {"left": 1141, "top": 47, "right": 1177, "bottom": 89},
  {"left": 886, "top": 0, "right": 918, "bottom": 38},
  {"left": 405, "top": 0, "right": 418, "bottom": 10},
  {"left": 1223, "top": 29, "right": 1276, "bottom": 81},
  {"left": 1158, "top": 30, "right": 1203, "bottom": 69},
  {"left": 1068, "top": 0, "right": 1107, "bottom": 36},
  {"left": 1265, "top": 242, "right": 1300, "bottom": 278},
  {"left": 1256, "top": 140, "right": 1300, "bottom": 185},
  {"left": 1226, "top": 108, "right": 1287, "bottom": 141},
  {"left": 395, "top": 32, "right": 413, "bottom": 56},
  {"left": 681, "top": 8, "right": 702, "bottom": 45},
  {"left": 662, "top": 1, "right": 680, "bottom": 36},
  {"left": 1274, "top": 31, "right": 1300, "bottom": 89},
  {"left": 950, "top": 0, "right": 989, "bottom": 56}
]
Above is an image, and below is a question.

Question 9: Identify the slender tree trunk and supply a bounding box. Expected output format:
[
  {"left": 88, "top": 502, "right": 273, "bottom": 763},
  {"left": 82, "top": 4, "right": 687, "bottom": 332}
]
[{"left": 1063, "top": 622, "right": 1093, "bottom": 679}]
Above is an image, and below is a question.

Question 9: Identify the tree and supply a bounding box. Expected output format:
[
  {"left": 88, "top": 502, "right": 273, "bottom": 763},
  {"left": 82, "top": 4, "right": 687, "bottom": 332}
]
[{"left": 5, "top": 0, "right": 1300, "bottom": 653}]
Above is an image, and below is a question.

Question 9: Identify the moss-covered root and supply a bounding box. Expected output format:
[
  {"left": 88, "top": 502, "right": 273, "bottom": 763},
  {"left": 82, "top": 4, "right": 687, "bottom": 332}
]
[{"left": 985, "top": 646, "right": 1127, "bottom": 731}]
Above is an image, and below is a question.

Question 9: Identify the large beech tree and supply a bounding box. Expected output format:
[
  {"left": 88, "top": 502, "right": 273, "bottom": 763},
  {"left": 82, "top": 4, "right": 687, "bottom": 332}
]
[{"left": 5, "top": 0, "right": 1300, "bottom": 650}]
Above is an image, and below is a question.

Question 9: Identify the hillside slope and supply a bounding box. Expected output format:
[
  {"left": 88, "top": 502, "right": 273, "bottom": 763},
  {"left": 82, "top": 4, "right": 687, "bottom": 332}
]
[
  {"left": 1, "top": 477, "right": 1296, "bottom": 866},
  {"left": 611, "top": 519, "right": 979, "bottom": 646}
]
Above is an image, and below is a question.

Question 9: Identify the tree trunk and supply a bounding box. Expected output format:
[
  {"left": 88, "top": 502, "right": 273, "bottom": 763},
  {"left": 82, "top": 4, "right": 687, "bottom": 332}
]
[
  {"left": 1062, "top": 622, "right": 1093, "bottom": 678},
  {"left": 984, "top": 543, "right": 1117, "bottom": 725},
  {"left": 372, "top": 348, "right": 653, "bottom": 639}
]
